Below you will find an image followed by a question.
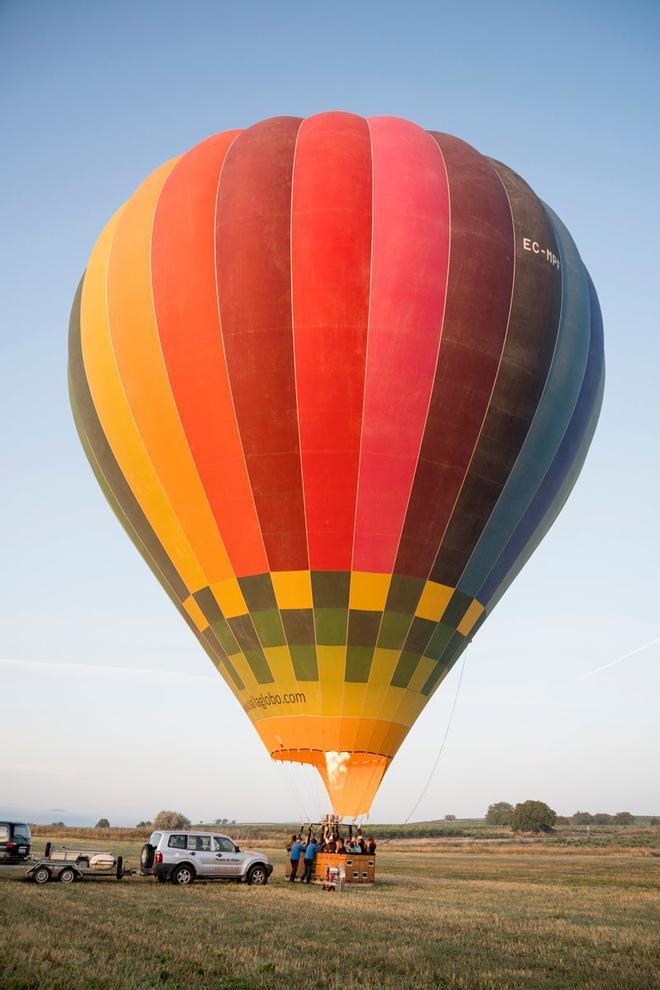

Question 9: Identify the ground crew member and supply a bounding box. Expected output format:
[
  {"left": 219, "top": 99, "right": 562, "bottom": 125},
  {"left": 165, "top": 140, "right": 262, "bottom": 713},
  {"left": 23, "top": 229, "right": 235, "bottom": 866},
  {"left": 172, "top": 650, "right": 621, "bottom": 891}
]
[
  {"left": 302, "top": 836, "right": 319, "bottom": 884},
  {"left": 288, "top": 834, "right": 304, "bottom": 882}
]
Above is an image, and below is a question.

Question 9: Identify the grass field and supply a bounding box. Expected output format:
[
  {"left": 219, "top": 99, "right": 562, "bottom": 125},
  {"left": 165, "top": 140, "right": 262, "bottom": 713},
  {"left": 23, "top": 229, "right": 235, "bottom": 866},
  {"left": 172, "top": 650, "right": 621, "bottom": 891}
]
[{"left": 1, "top": 835, "right": 658, "bottom": 989}]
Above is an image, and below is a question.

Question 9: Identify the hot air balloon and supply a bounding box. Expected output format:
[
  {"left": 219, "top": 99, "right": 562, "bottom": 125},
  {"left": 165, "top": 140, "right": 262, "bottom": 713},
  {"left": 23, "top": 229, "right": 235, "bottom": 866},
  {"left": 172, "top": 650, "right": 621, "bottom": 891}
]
[{"left": 68, "top": 113, "right": 604, "bottom": 818}]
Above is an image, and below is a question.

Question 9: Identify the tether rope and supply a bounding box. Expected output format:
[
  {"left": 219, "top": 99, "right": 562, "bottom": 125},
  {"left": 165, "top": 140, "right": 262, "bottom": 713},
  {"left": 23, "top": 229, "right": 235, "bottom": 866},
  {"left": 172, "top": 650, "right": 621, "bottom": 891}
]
[{"left": 378, "top": 651, "right": 468, "bottom": 843}]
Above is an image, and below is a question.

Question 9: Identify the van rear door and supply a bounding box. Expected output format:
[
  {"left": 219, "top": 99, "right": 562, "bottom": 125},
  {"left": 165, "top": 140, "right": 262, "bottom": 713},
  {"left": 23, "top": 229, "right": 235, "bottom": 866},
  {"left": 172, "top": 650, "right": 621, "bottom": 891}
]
[
  {"left": 0, "top": 823, "right": 9, "bottom": 858},
  {"left": 13, "top": 823, "right": 31, "bottom": 854}
]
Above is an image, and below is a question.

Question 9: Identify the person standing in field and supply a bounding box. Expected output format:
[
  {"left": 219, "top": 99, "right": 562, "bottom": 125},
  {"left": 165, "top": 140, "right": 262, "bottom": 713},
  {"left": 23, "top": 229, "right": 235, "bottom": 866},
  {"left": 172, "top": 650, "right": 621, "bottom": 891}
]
[
  {"left": 287, "top": 834, "right": 304, "bottom": 882},
  {"left": 302, "top": 836, "right": 320, "bottom": 884}
]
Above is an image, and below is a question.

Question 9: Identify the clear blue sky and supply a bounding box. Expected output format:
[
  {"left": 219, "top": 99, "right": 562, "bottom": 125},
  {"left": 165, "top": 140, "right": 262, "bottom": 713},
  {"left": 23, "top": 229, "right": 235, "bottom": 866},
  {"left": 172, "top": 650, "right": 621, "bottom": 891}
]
[{"left": 1, "top": 0, "right": 658, "bottom": 826}]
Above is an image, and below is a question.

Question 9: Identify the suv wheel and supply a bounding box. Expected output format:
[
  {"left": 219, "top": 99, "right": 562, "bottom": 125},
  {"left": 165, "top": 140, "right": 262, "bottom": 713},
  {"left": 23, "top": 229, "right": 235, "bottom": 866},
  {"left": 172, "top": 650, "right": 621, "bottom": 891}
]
[
  {"left": 33, "top": 866, "right": 51, "bottom": 884},
  {"left": 59, "top": 867, "right": 76, "bottom": 884},
  {"left": 140, "top": 843, "right": 155, "bottom": 870},
  {"left": 171, "top": 864, "right": 195, "bottom": 886},
  {"left": 247, "top": 864, "right": 268, "bottom": 886}
]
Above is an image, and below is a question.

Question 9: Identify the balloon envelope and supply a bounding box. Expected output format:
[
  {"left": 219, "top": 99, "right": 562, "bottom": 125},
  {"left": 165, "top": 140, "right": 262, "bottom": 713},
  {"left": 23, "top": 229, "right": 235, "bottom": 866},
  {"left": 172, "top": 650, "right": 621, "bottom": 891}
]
[{"left": 69, "top": 113, "right": 604, "bottom": 817}]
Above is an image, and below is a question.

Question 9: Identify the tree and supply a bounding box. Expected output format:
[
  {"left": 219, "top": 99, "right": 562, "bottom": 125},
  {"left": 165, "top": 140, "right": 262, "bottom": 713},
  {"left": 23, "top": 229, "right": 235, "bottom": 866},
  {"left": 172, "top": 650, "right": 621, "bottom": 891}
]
[
  {"left": 444, "top": 814, "right": 457, "bottom": 821},
  {"left": 486, "top": 802, "right": 514, "bottom": 826},
  {"left": 650, "top": 817, "right": 659, "bottom": 826},
  {"left": 613, "top": 811, "right": 635, "bottom": 826},
  {"left": 592, "top": 813, "right": 612, "bottom": 825},
  {"left": 95, "top": 818, "right": 110, "bottom": 829},
  {"left": 153, "top": 810, "right": 191, "bottom": 830},
  {"left": 510, "top": 800, "right": 557, "bottom": 833},
  {"left": 572, "top": 811, "right": 594, "bottom": 825}
]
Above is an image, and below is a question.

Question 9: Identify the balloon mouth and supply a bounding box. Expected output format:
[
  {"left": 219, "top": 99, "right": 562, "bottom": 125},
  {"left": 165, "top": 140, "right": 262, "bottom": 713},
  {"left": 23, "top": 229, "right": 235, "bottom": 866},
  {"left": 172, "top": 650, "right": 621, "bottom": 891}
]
[{"left": 272, "top": 749, "right": 390, "bottom": 818}]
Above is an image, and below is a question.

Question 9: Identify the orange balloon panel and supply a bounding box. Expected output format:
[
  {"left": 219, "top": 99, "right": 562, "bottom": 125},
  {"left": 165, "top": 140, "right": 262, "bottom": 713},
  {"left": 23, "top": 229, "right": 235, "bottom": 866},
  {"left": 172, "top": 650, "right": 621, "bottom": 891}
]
[{"left": 69, "top": 113, "right": 604, "bottom": 817}]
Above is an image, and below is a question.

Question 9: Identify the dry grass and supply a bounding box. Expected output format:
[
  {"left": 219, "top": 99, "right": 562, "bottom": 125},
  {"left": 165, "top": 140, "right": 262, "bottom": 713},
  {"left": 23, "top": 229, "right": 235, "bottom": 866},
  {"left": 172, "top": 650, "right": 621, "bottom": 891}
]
[{"left": 1, "top": 836, "right": 658, "bottom": 989}]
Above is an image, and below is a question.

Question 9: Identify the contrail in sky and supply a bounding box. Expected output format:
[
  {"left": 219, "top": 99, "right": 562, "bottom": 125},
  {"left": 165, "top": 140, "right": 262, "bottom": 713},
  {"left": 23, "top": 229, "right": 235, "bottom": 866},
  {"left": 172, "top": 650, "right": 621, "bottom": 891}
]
[
  {"left": 577, "top": 636, "right": 660, "bottom": 681},
  {"left": 4, "top": 637, "right": 657, "bottom": 689}
]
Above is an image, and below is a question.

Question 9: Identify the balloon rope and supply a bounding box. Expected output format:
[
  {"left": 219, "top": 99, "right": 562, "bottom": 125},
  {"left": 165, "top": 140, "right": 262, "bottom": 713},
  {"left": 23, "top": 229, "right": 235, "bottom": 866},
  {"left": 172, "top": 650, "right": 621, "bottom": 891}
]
[
  {"left": 283, "top": 760, "right": 312, "bottom": 825},
  {"left": 379, "top": 652, "right": 468, "bottom": 844}
]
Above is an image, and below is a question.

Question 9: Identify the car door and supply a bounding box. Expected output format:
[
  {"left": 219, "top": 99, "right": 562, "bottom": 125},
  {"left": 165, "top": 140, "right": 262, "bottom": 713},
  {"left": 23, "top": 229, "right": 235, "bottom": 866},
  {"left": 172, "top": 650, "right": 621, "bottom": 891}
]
[
  {"left": 213, "top": 835, "right": 242, "bottom": 876},
  {"left": 186, "top": 834, "right": 216, "bottom": 876}
]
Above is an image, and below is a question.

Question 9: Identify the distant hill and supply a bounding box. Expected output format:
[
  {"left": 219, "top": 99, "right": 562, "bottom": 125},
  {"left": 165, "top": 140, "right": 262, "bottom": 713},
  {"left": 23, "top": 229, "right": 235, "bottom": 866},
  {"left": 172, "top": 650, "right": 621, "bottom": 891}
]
[{"left": 0, "top": 806, "right": 99, "bottom": 826}]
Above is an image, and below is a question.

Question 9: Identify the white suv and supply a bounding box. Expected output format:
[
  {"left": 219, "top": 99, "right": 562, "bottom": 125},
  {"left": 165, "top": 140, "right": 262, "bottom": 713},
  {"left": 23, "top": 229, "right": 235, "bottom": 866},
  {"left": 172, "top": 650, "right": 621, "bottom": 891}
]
[{"left": 141, "top": 830, "right": 273, "bottom": 886}]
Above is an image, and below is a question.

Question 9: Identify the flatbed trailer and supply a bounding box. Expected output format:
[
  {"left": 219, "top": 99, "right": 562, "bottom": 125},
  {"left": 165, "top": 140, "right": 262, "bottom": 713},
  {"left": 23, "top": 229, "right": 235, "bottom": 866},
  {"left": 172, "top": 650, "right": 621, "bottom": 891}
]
[{"left": 26, "top": 843, "right": 132, "bottom": 884}]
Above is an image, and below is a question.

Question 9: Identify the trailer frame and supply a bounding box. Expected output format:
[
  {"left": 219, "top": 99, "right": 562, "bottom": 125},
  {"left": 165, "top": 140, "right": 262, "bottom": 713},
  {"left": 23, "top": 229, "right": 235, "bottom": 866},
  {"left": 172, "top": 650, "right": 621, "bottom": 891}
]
[{"left": 26, "top": 842, "right": 131, "bottom": 883}]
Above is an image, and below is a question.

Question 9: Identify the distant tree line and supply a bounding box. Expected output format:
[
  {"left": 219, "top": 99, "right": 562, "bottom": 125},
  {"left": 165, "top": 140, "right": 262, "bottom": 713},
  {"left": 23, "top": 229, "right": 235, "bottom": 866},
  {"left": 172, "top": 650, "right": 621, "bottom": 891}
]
[
  {"left": 486, "top": 802, "right": 638, "bottom": 829},
  {"left": 60, "top": 807, "right": 655, "bottom": 833},
  {"left": 139, "top": 811, "right": 236, "bottom": 829},
  {"left": 484, "top": 801, "right": 556, "bottom": 832},
  {"left": 572, "top": 811, "right": 636, "bottom": 825}
]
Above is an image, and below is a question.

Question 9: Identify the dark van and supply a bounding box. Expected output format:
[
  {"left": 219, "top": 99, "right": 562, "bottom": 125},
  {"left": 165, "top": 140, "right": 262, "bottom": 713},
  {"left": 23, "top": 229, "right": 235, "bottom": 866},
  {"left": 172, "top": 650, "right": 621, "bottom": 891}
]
[{"left": 0, "top": 821, "right": 32, "bottom": 861}]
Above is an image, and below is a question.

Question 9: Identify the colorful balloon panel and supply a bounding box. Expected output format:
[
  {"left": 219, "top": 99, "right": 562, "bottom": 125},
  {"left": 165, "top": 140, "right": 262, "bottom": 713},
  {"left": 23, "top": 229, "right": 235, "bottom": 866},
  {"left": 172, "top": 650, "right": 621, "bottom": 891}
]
[{"left": 68, "top": 112, "right": 604, "bottom": 817}]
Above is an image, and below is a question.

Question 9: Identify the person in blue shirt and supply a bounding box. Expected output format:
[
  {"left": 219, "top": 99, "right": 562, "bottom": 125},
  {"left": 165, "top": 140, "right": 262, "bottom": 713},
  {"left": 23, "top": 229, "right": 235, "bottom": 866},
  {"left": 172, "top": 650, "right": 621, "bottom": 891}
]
[
  {"left": 302, "top": 837, "right": 320, "bottom": 884},
  {"left": 287, "top": 834, "right": 304, "bottom": 882}
]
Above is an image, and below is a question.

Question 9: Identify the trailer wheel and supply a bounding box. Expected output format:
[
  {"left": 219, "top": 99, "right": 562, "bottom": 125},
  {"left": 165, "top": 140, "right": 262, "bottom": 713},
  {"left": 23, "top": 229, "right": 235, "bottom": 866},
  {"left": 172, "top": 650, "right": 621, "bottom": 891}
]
[
  {"left": 59, "top": 867, "right": 76, "bottom": 884},
  {"left": 140, "top": 843, "right": 155, "bottom": 869},
  {"left": 33, "top": 866, "right": 51, "bottom": 884}
]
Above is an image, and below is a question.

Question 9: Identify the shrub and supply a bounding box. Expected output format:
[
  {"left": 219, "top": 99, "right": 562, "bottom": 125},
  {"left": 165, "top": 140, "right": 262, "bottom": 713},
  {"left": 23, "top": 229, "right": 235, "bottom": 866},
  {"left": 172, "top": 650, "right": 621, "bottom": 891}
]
[
  {"left": 573, "top": 811, "right": 594, "bottom": 825},
  {"left": 511, "top": 800, "right": 557, "bottom": 833},
  {"left": 153, "top": 810, "right": 191, "bottom": 830},
  {"left": 486, "top": 802, "right": 514, "bottom": 826},
  {"left": 613, "top": 811, "right": 635, "bottom": 825},
  {"left": 95, "top": 818, "right": 110, "bottom": 829}
]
